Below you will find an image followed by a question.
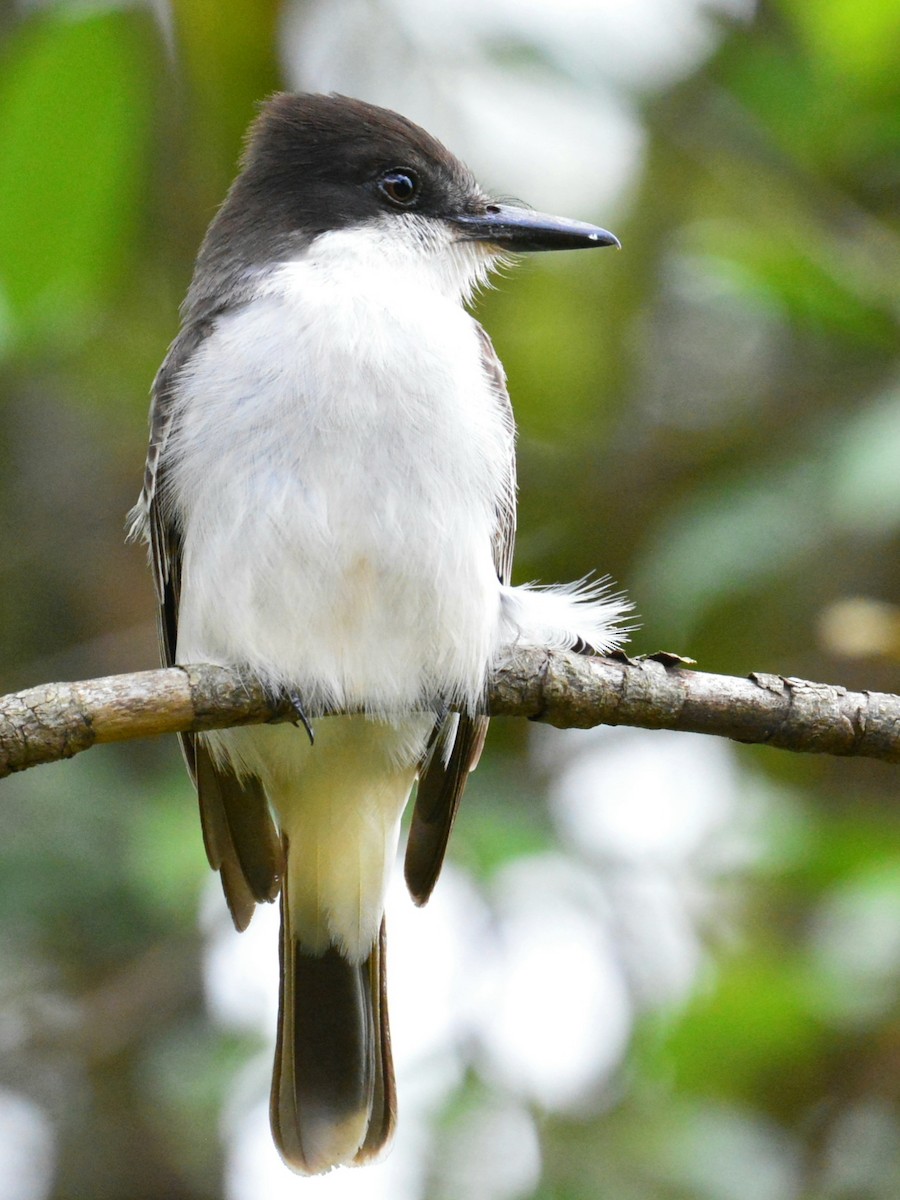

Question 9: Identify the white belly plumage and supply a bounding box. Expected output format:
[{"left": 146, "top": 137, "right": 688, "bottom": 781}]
[
  {"left": 169, "top": 255, "right": 509, "bottom": 713},
  {"left": 163, "top": 244, "right": 511, "bottom": 958}
]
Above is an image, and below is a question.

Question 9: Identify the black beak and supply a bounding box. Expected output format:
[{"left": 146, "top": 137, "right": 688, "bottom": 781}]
[{"left": 449, "top": 203, "right": 620, "bottom": 252}]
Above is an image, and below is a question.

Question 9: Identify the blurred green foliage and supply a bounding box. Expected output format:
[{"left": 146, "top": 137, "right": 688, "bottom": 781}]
[
  {"left": 0, "top": 8, "right": 154, "bottom": 351},
  {"left": 0, "top": 1, "right": 898, "bottom": 1197}
]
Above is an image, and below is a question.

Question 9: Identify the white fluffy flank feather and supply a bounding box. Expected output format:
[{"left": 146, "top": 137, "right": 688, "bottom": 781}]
[{"left": 500, "top": 576, "right": 634, "bottom": 654}]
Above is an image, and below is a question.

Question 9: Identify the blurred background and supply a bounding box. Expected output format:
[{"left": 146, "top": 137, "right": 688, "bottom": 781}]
[{"left": 1, "top": 0, "right": 899, "bottom": 1196}]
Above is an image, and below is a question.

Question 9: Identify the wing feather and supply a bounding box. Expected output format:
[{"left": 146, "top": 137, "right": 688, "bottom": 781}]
[
  {"left": 135, "top": 318, "right": 283, "bottom": 929},
  {"left": 404, "top": 324, "right": 516, "bottom": 906}
]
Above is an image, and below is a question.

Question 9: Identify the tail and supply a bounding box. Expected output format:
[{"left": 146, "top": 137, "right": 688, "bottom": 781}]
[{"left": 270, "top": 852, "right": 395, "bottom": 1175}]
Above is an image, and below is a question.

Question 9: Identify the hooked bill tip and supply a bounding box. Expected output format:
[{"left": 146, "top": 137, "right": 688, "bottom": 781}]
[{"left": 589, "top": 230, "right": 622, "bottom": 249}]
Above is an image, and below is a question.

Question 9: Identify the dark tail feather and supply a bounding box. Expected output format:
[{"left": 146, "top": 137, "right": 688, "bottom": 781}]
[
  {"left": 270, "top": 888, "right": 395, "bottom": 1174},
  {"left": 357, "top": 919, "right": 396, "bottom": 1162}
]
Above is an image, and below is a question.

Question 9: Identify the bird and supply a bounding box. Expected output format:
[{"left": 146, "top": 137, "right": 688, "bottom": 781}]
[{"left": 130, "top": 92, "right": 628, "bottom": 1174}]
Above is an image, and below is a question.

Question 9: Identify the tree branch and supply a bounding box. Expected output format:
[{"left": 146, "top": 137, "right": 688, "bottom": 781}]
[{"left": 1, "top": 650, "right": 898, "bottom": 780}]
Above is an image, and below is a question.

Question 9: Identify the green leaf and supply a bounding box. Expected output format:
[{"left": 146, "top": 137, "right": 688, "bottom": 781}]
[
  {"left": 651, "top": 953, "right": 827, "bottom": 1103},
  {"left": 0, "top": 8, "right": 155, "bottom": 350},
  {"left": 783, "top": 0, "right": 900, "bottom": 89}
]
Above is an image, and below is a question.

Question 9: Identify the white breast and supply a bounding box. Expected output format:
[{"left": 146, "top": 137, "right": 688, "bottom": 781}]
[{"left": 165, "top": 222, "right": 512, "bottom": 716}]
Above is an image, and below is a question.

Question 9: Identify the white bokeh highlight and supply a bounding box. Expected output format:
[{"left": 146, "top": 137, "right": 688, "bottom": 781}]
[
  {"left": 475, "top": 853, "right": 632, "bottom": 1107},
  {"left": 546, "top": 725, "right": 749, "bottom": 1007},
  {"left": 0, "top": 1089, "right": 54, "bottom": 1200},
  {"left": 279, "top": 0, "right": 754, "bottom": 218}
]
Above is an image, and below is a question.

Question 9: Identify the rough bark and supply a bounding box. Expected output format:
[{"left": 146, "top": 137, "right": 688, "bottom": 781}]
[{"left": 2, "top": 651, "right": 898, "bottom": 779}]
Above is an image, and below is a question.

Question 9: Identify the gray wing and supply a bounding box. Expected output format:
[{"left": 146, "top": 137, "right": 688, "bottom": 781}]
[
  {"left": 404, "top": 324, "right": 516, "bottom": 906},
  {"left": 479, "top": 324, "right": 517, "bottom": 585},
  {"left": 137, "top": 319, "right": 283, "bottom": 932}
]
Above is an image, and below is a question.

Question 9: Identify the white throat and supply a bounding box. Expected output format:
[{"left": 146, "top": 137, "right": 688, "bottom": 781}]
[{"left": 260, "top": 213, "right": 498, "bottom": 308}]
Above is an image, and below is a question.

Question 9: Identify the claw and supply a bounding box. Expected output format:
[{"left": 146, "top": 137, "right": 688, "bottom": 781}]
[{"left": 287, "top": 691, "right": 315, "bottom": 745}]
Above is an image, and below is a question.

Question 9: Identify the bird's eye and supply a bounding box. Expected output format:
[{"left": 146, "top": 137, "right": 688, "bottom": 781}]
[{"left": 378, "top": 169, "right": 419, "bottom": 206}]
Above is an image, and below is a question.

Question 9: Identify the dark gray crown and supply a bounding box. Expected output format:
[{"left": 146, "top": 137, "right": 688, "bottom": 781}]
[{"left": 186, "top": 93, "right": 483, "bottom": 320}]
